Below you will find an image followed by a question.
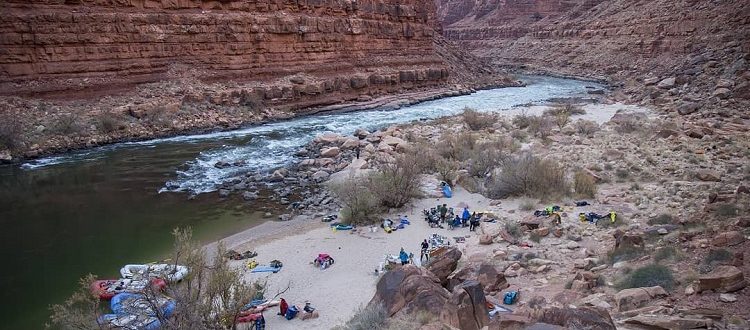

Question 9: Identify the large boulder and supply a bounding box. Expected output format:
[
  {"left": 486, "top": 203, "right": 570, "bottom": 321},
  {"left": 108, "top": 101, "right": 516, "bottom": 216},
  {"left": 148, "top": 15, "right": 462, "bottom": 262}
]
[
  {"left": 315, "top": 132, "right": 342, "bottom": 144},
  {"left": 476, "top": 263, "right": 509, "bottom": 292},
  {"left": 368, "top": 265, "right": 448, "bottom": 317},
  {"left": 533, "top": 306, "right": 616, "bottom": 330},
  {"left": 698, "top": 265, "right": 747, "bottom": 293},
  {"left": 713, "top": 231, "right": 745, "bottom": 247},
  {"left": 320, "top": 147, "right": 340, "bottom": 157},
  {"left": 382, "top": 135, "right": 407, "bottom": 146},
  {"left": 440, "top": 280, "right": 489, "bottom": 330},
  {"left": 615, "top": 286, "right": 668, "bottom": 312},
  {"left": 426, "top": 247, "right": 462, "bottom": 286}
]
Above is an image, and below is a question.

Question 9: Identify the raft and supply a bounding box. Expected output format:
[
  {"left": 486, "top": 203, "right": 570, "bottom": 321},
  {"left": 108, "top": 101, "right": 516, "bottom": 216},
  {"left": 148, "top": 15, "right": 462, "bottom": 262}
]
[
  {"left": 120, "top": 264, "right": 189, "bottom": 282},
  {"left": 110, "top": 293, "right": 176, "bottom": 318},
  {"left": 91, "top": 278, "right": 167, "bottom": 300},
  {"left": 98, "top": 313, "right": 162, "bottom": 330},
  {"left": 442, "top": 185, "right": 453, "bottom": 198},
  {"left": 334, "top": 224, "right": 353, "bottom": 230}
]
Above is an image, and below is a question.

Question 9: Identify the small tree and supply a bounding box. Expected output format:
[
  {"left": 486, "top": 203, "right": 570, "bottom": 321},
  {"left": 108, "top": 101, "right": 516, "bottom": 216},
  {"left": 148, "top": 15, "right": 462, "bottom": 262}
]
[
  {"left": 367, "top": 153, "right": 423, "bottom": 208},
  {"left": 47, "top": 274, "right": 102, "bottom": 330},
  {"left": 331, "top": 176, "right": 381, "bottom": 225}
]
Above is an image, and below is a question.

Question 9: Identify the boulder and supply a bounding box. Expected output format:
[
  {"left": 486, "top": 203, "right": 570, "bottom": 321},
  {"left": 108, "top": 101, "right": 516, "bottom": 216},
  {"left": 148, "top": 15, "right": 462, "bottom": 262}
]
[
  {"left": 320, "top": 147, "right": 340, "bottom": 157},
  {"left": 353, "top": 129, "right": 370, "bottom": 139},
  {"left": 340, "top": 139, "right": 360, "bottom": 149},
  {"left": 476, "top": 263, "right": 509, "bottom": 292},
  {"left": 426, "top": 247, "right": 462, "bottom": 286},
  {"left": 677, "top": 102, "right": 700, "bottom": 115},
  {"left": 657, "top": 77, "right": 676, "bottom": 89},
  {"left": 713, "top": 231, "right": 745, "bottom": 247},
  {"left": 382, "top": 135, "right": 407, "bottom": 146},
  {"left": 615, "top": 286, "right": 668, "bottom": 312},
  {"left": 242, "top": 191, "right": 257, "bottom": 201},
  {"left": 218, "top": 189, "right": 230, "bottom": 198},
  {"left": 713, "top": 87, "right": 731, "bottom": 99},
  {"left": 311, "top": 170, "right": 330, "bottom": 182},
  {"left": 479, "top": 234, "right": 494, "bottom": 245},
  {"left": 719, "top": 293, "right": 737, "bottom": 303},
  {"left": 624, "top": 315, "right": 712, "bottom": 329},
  {"left": 533, "top": 227, "right": 550, "bottom": 237},
  {"left": 369, "top": 265, "right": 449, "bottom": 317},
  {"left": 534, "top": 306, "right": 616, "bottom": 330},
  {"left": 440, "top": 280, "right": 489, "bottom": 330},
  {"left": 695, "top": 169, "right": 721, "bottom": 182},
  {"left": 269, "top": 169, "right": 286, "bottom": 182},
  {"left": 698, "top": 266, "right": 747, "bottom": 293},
  {"left": 315, "top": 132, "right": 342, "bottom": 144}
]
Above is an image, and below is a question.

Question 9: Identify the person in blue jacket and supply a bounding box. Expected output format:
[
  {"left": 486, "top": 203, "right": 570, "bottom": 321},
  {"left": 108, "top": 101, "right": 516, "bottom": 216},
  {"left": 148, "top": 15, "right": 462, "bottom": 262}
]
[
  {"left": 461, "top": 207, "right": 471, "bottom": 227},
  {"left": 399, "top": 248, "right": 409, "bottom": 265}
]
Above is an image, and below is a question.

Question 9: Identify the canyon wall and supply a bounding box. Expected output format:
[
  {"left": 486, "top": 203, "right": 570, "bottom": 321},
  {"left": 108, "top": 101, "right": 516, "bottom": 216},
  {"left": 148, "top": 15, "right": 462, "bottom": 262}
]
[
  {"left": 0, "top": 0, "right": 516, "bottom": 159},
  {"left": 438, "top": 0, "right": 750, "bottom": 104},
  {"left": 1, "top": 0, "right": 452, "bottom": 101}
]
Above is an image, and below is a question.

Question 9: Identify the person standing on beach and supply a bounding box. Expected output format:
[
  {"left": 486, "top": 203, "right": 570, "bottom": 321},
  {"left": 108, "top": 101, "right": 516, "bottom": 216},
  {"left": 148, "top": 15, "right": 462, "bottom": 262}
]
[
  {"left": 399, "top": 248, "right": 409, "bottom": 265},
  {"left": 439, "top": 204, "right": 448, "bottom": 223},
  {"left": 420, "top": 239, "right": 429, "bottom": 262}
]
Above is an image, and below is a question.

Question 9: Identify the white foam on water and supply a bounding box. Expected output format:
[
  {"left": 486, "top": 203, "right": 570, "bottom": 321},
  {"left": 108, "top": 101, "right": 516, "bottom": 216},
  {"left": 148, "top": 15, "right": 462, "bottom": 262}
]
[{"left": 23, "top": 76, "right": 604, "bottom": 194}]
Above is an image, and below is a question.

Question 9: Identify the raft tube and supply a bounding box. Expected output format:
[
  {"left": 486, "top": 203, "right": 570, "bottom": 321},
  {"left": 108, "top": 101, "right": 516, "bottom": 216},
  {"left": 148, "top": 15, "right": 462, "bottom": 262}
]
[{"left": 120, "top": 264, "right": 189, "bottom": 282}]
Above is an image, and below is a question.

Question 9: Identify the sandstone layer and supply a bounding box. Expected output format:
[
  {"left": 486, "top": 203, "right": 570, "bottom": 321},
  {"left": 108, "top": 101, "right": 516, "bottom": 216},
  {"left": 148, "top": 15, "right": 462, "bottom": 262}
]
[
  {"left": 438, "top": 0, "right": 750, "bottom": 106},
  {"left": 0, "top": 0, "right": 515, "bottom": 159}
]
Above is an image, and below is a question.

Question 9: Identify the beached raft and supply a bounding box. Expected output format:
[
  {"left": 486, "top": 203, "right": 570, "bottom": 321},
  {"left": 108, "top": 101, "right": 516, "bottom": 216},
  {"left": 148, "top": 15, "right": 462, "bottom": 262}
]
[
  {"left": 98, "top": 293, "right": 176, "bottom": 330},
  {"left": 120, "top": 264, "right": 189, "bottom": 282},
  {"left": 91, "top": 278, "right": 166, "bottom": 300}
]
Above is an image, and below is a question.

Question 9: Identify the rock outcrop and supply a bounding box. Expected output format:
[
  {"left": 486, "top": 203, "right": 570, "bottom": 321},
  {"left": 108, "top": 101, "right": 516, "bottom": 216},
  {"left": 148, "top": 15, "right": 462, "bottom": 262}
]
[{"left": 438, "top": 0, "right": 750, "bottom": 106}]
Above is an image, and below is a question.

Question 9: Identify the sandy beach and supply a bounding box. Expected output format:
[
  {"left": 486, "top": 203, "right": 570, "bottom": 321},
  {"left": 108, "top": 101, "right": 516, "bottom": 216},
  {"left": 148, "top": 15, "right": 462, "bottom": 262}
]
[
  {"left": 207, "top": 102, "right": 651, "bottom": 329},
  {"left": 213, "top": 187, "right": 489, "bottom": 329}
]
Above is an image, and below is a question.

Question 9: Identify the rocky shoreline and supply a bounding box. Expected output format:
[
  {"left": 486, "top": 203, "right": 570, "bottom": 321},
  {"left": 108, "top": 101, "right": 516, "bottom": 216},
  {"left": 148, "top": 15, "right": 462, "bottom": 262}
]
[{"left": 1, "top": 79, "right": 520, "bottom": 165}]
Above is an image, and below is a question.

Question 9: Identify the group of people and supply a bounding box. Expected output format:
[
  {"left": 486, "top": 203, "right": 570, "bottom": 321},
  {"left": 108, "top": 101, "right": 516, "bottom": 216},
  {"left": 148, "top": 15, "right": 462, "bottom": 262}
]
[{"left": 447, "top": 205, "right": 480, "bottom": 231}]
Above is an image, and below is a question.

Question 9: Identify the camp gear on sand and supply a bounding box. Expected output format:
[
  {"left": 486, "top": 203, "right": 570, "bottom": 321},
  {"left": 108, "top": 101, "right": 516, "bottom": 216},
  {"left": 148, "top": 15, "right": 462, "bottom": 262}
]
[
  {"left": 251, "top": 266, "right": 281, "bottom": 273},
  {"left": 285, "top": 305, "right": 299, "bottom": 320},
  {"left": 503, "top": 290, "right": 519, "bottom": 305}
]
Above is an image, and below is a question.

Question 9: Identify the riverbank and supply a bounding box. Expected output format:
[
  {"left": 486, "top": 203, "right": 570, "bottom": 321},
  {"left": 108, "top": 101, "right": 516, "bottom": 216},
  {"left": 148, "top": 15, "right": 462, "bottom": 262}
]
[{"left": 0, "top": 79, "right": 520, "bottom": 164}]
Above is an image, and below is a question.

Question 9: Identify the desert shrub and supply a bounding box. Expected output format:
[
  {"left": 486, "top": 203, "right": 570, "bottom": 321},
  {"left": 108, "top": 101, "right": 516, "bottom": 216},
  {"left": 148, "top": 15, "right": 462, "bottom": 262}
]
[
  {"left": 713, "top": 203, "right": 739, "bottom": 218},
  {"left": 554, "top": 111, "right": 570, "bottom": 129},
  {"left": 47, "top": 274, "right": 101, "bottom": 329},
  {"left": 341, "top": 303, "right": 388, "bottom": 330},
  {"left": 615, "top": 168, "right": 630, "bottom": 180},
  {"left": 467, "top": 140, "right": 507, "bottom": 178},
  {"left": 510, "top": 129, "right": 528, "bottom": 142},
  {"left": 519, "top": 198, "right": 536, "bottom": 211},
  {"left": 457, "top": 174, "right": 480, "bottom": 193},
  {"left": 331, "top": 176, "right": 381, "bottom": 225},
  {"left": 486, "top": 153, "right": 569, "bottom": 199},
  {"left": 617, "top": 264, "right": 675, "bottom": 290},
  {"left": 574, "top": 171, "right": 597, "bottom": 198},
  {"left": 648, "top": 214, "right": 674, "bottom": 226},
  {"left": 614, "top": 116, "right": 645, "bottom": 134},
  {"left": 527, "top": 115, "right": 554, "bottom": 139},
  {"left": 703, "top": 248, "right": 733, "bottom": 267},
  {"left": 0, "top": 107, "right": 24, "bottom": 150},
  {"left": 52, "top": 113, "right": 83, "bottom": 135},
  {"left": 435, "top": 158, "right": 459, "bottom": 187},
  {"left": 504, "top": 222, "right": 522, "bottom": 239},
  {"left": 462, "top": 107, "right": 494, "bottom": 131},
  {"left": 513, "top": 112, "right": 533, "bottom": 129},
  {"left": 545, "top": 103, "right": 586, "bottom": 116},
  {"left": 144, "top": 106, "right": 176, "bottom": 128},
  {"left": 654, "top": 246, "right": 680, "bottom": 262},
  {"left": 529, "top": 232, "right": 541, "bottom": 243},
  {"left": 96, "top": 111, "right": 123, "bottom": 134},
  {"left": 367, "top": 153, "right": 423, "bottom": 208},
  {"left": 574, "top": 120, "right": 599, "bottom": 137},
  {"left": 607, "top": 240, "right": 644, "bottom": 264},
  {"left": 437, "top": 132, "right": 476, "bottom": 161}
]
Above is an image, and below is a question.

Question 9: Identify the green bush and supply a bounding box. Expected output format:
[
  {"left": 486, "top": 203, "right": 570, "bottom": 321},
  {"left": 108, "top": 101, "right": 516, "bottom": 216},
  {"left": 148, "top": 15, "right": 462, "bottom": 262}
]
[
  {"left": 519, "top": 198, "right": 536, "bottom": 211},
  {"left": 367, "top": 153, "right": 423, "bottom": 208},
  {"left": 436, "top": 132, "right": 476, "bottom": 161},
  {"left": 486, "top": 153, "right": 569, "bottom": 199},
  {"left": 713, "top": 203, "right": 739, "bottom": 218},
  {"left": 504, "top": 222, "right": 522, "bottom": 239},
  {"left": 607, "top": 240, "right": 644, "bottom": 264},
  {"left": 331, "top": 176, "right": 381, "bottom": 225},
  {"left": 704, "top": 249, "right": 733, "bottom": 265},
  {"left": 617, "top": 264, "right": 675, "bottom": 290}
]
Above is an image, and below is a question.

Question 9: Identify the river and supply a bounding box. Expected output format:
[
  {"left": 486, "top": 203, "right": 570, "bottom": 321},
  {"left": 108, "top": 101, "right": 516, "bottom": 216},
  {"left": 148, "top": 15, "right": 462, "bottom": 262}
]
[{"left": 0, "top": 75, "right": 603, "bottom": 329}]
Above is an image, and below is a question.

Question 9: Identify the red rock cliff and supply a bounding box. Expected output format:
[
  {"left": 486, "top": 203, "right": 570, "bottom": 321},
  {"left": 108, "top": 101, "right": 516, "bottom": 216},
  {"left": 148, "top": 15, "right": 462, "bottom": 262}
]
[
  {"left": 438, "top": 0, "right": 750, "bottom": 103},
  {"left": 1, "top": 0, "right": 454, "bottom": 97}
]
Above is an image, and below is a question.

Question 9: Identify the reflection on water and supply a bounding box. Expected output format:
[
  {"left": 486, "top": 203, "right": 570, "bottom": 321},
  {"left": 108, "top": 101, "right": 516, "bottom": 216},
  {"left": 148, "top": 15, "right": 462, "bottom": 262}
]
[{"left": 0, "top": 75, "right": 602, "bottom": 329}]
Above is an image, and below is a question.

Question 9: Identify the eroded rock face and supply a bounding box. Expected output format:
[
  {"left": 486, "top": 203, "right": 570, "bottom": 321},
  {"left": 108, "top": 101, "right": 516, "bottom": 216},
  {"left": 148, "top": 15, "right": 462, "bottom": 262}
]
[
  {"left": 697, "top": 265, "right": 747, "bottom": 293},
  {"left": 440, "top": 280, "right": 489, "bottom": 330},
  {"left": 368, "top": 264, "right": 448, "bottom": 317},
  {"left": 426, "top": 246, "right": 462, "bottom": 286},
  {"left": 615, "top": 286, "right": 669, "bottom": 312}
]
